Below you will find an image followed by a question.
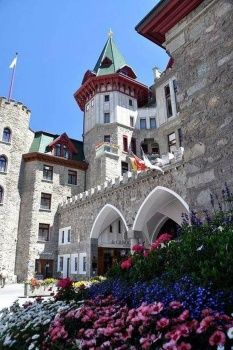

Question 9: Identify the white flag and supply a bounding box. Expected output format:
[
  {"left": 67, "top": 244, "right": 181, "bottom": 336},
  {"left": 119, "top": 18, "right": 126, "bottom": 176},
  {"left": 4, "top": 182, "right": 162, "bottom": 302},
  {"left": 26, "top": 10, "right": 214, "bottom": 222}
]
[
  {"left": 9, "top": 55, "right": 17, "bottom": 69},
  {"left": 141, "top": 148, "right": 164, "bottom": 173}
]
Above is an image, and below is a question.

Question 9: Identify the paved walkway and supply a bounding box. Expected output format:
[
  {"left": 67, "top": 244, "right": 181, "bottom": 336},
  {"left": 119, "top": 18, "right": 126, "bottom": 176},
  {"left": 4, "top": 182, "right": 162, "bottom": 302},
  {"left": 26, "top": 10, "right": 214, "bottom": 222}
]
[{"left": 0, "top": 283, "right": 25, "bottom": 311}]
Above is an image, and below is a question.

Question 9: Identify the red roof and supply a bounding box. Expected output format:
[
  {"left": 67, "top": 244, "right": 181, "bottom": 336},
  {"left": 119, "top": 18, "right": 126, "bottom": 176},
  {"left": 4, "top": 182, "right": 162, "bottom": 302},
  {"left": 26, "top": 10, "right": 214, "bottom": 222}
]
[{"left": 136, "top": 0, "right": 204, "bottom": 47}]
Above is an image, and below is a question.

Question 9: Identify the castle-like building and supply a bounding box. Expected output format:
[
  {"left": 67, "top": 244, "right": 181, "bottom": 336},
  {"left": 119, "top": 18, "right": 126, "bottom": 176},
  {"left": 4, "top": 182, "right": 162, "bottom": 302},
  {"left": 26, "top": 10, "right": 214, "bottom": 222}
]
[{"left": 0, "top": 0, "right": 232, "bottom": 282}]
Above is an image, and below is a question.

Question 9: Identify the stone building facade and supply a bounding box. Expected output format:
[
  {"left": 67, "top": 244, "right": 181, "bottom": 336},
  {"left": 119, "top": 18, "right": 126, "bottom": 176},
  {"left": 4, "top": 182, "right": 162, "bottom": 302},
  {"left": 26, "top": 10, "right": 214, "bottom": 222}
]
[{"left": 0, "top": 0, "right": 232, "bottom": 282}]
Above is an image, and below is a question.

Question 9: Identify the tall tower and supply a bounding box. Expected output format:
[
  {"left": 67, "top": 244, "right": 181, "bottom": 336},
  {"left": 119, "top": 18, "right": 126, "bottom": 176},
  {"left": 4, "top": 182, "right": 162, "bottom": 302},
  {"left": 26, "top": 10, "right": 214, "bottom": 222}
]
[
  {"left": 74, "top": 33, "right": 149, "bottom": 188},
  {"left": 0, "top": 98, "right": 33, "bottom": 281}
]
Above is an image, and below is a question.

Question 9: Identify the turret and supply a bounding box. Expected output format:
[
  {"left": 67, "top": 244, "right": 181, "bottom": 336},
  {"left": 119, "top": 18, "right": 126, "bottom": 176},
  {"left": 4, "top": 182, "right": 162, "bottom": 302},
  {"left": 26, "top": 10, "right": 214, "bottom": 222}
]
[{"left": 74, "top": 33, "right": 149, "bottom": 188}]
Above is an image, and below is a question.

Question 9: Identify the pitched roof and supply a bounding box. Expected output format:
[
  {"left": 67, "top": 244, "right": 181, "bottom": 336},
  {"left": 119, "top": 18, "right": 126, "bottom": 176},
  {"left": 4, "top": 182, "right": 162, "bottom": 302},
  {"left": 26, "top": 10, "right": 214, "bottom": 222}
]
[
  {"left": 93, "top": 36, "right": 136, "bottom": 78},
  {"left": 29, "top": 131, "right": 85, "bottom": 162}
]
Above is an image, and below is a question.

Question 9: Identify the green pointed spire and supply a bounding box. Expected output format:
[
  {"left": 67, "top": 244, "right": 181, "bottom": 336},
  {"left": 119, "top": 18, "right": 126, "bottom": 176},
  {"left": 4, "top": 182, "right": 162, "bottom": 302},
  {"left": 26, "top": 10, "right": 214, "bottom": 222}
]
[{"left": 93, "top": 35, "right": 130, "bottom": 76}]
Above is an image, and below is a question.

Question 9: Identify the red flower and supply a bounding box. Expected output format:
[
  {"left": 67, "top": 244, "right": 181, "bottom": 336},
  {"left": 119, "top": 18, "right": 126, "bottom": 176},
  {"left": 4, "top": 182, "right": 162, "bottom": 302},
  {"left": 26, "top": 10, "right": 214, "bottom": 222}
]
[
  {"left": 157, "top": 317, "right": 170, "bottom": 329},
  {"left": 209, "top": 330, "right": 226, "bottom": 346},
  {"left": 57, "top": 278, "right": 73, "bottom": 289},
  {"left": 178, "top": 310, "right": 189, "bottom": 321},
  {"left": 121, "top": 257, "right": 133, "bottom": 270},
  {"left": 132, "top": 244, "right": 144, "bottom": 253},
  {"left": 178, "top": 342, "right": 192, "bottom": 350},
  {"left": 151, "top": 233, "right": 173, "bottom": 250}
]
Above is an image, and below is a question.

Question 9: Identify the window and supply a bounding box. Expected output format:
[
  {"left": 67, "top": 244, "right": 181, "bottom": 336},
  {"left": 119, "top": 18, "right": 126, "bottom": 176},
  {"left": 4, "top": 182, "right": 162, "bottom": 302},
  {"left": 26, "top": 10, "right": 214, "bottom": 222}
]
[
  {"left": 86, "top": 103, "right": 90, "bottom": 111},
  {"left": 121, "top": 161, "right": 128, "bottom": 175},
  {"left": 104, "top": 135, "right": 111, "bottom": 143},
  {"left": 2, "top": 128, "right": 11, "bottom": 143},
  {"left": 130, "top": 116, "right": 134, "bottom": 127},
  {"left": 61, "top": 231, "right": 65, "bottom": 243},
  {"left": 150, "top": 117, "right": 157, "bottom": 129},
  {"left": 83, "top": 256, "right": 87, "bottom": 272},
  {"left": 91, "top": 99, "right": 94, "bottom": 107},
  {"left": 63, "top": 146, "right": 70, "bottom": 159},
  {"left": 59, "top": 256, "right": 64, "bottom": 271},
  {"left": 178, "top": 128, "right": 183, "bottom": 147},
  {"left": 43, "top": 165, "right": 53, "bottom": 181},
  {"left": 0, "top": 186, "right": 3, "bottom": 204},
  {"left": 67, "top": 229, "right": 71, "bottom": 243},
  {"left": 0, "top": 155, "right": 7, "bottom": 172},
  {"left": 141, "top": 143, "right": 148, "bottom": 154},
  {"left": 168, "top": 132, "right": 177, "bottom": 153},
  {"left": 131, "top": 137, "right": 136, "bottom": 155},
  {"left": 118, "top": 220, "right": 121, "bottom": 234},
  {"left": 74, "top": 257, "right": 78, "bottom": 272},
  {"left": 123, "top": 135, "right": 128, "bottom": 152},
  {"left": 109, "top": 224, "right": 113, "bottom": 233},
  {"left": 68, "top": 170, "right": 77, "bottom": 185},
  {"left": 55, "top": 144, "right": 62, "bottom": 157},
  {"left": 104, "top": 95, "right": 110, "bottom": 102},
  {"left": 165, "top": 84, "right": 173, "bottom": 118},
  {"left": 38, "top": 224, "right": 50, "bottom": 241},
  {"left": 104, "top": 113, "right": 110, "bottom": 124},
  {"left": 40, "top": 193, "right": 51, "bottom": 210},
  {"left": 173, "top": 80, "right": 180, "bottom": 112},
  {"left": 129, "top": 99, "right": 133, "bottom": 107},
  {"left": 140, "top": 118, "right": 146, "bottom": 129},
  {"left": 54, "top": 144, "right": 72, "bottom": 159}
]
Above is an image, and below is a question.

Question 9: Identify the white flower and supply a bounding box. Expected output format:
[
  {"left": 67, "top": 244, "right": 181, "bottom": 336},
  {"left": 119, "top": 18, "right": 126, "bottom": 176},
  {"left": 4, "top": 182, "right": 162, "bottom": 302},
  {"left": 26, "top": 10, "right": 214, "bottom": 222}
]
[
  {"left": 227, "top": 327, "right": 233, "bottom": 339},
  {"left": 218, "top": 226, "right": 223, "bottom": 232},
  {"left": 196, "top": 245, "right": 203, "bottom": 251},
  {"left": 31, "top": 334, "right": 40, "bottom": 340},
  {"left": 217, "top": 346, "right": 224, "bottom": 350}
]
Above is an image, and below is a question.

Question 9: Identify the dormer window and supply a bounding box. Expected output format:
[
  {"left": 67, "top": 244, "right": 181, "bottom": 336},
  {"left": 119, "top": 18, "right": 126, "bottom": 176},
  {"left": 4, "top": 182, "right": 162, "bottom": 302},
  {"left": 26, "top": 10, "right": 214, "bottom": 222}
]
[
  {"left": 100, "top": 57, "right": 112, "bottom": 68},
  {"left": 55, "top": 144, "right": 62, "bottom": 157},
  {"left": 49, "top": 133, "right": 77, "bottom": 160}
]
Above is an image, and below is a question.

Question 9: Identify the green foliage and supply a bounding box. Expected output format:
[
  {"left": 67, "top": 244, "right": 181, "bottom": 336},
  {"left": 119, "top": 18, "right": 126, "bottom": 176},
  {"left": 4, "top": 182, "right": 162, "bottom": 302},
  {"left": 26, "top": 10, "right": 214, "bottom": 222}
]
[{"left": 108, "top": 221, "right": 233, "bottom": 291}]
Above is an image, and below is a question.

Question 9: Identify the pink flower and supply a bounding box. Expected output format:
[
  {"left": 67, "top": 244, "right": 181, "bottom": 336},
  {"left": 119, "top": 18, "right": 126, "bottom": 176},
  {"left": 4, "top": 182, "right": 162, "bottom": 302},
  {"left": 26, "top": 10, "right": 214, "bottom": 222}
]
[
  {"left": 157, "top": 317, "right": 170, "bottom": 329},
  {"left": 178, "top": 310, "right": 189, "bottom": 321},
  {"left": 209, "top": 330, "right": 226, "bottom": 346},
  {"left": 169, "top": 301, "right": 183, "bottom": 310},
  {"left": 121, "top": 257, "right": 133, "bottom": 270},
  {"left": 157, "top": 233, "right": 173, "bottom": 243},
  {"left": 57, "top": 278, "right": 73, "bottom": 289},
  {"left": 178, "top": 342, "right": 192, "bottom": 350},
  {"left": 163, "top": 340, "right": 178, "bottom": 350},
  {"left": 132, "top": 244, "right": 144, "bottom": 253}
]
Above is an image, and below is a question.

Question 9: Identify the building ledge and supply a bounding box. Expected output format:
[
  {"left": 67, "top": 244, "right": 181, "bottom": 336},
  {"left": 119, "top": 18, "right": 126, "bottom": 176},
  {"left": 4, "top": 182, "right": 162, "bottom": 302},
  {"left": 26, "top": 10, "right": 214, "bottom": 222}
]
[
  {"left": 39, "top": 208, "right": 51, "bottom": 213},
  {"left": 0, "top": 140, "right": 11, "bottom": 146},
  {"left": 23, "top": 152, "right": 88, "bottom": 171},
  {"left": 41, "top": 179, "right": 53, "bottom": 184}
]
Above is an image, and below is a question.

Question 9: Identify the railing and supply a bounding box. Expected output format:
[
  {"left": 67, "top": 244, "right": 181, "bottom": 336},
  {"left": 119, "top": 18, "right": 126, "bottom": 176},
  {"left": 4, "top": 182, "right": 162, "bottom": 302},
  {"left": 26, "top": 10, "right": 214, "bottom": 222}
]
[{"left": 95, "top": 142, "right": 119, "bottom": 157}]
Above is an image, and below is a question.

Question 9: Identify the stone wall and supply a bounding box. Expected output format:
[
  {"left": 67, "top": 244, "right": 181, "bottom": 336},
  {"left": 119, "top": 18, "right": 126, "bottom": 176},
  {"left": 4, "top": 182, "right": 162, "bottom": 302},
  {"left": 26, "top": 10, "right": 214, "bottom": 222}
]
[
  {"left": 0, "top": 98, "right": 33, "bottom": 281},
  {"left": 58, "top": 162, "right": 187, "bottom": 278},
  {"left": 16, "top": 159, "right": 85, "bottom": 281},
  {"left": 165, "top": 0, "right": 233, "bottom": 210}
]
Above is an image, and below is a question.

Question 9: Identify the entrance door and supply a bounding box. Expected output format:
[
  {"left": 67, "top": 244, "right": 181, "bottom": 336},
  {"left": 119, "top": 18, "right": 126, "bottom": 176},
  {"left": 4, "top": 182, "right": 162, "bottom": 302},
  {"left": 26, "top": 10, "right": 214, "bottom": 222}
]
[
  {"left": 35, "top": 259, "right": 54, "bottom": 279},
  {"left": 97, "top": 248, "right": 130, "bottom": 275}
]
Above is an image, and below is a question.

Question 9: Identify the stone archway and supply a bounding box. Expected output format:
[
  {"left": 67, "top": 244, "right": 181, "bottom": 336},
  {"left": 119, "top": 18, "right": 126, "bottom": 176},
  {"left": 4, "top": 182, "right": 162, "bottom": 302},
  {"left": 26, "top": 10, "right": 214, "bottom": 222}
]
[
  {"left": 90, "top": 204, "right": 130, "bottom": 276},
  {"left": 133, "top": 186, "right": 189, "bottom": 244}
]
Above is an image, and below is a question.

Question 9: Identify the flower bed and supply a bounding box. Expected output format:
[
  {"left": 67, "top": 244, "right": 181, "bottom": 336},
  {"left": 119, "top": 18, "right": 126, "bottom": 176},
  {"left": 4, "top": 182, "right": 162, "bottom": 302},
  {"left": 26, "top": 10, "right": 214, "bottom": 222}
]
[{"left": 24, "top": 278, "right": 57, "bottom": 297}]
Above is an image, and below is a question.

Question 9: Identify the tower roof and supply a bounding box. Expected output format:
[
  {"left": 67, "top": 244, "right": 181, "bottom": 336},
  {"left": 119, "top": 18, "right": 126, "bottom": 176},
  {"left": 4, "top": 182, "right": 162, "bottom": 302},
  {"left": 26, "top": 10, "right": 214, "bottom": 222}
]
[{"left": 93, "top": 36, "right": 136, "bottom": 78}]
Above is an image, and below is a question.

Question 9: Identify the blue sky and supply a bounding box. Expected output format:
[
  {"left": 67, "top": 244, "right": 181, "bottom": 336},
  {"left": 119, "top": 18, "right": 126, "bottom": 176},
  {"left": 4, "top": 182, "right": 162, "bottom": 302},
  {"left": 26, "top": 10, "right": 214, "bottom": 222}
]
[{"left": 0, "top": 1, "right": 168, "bottom": 140}]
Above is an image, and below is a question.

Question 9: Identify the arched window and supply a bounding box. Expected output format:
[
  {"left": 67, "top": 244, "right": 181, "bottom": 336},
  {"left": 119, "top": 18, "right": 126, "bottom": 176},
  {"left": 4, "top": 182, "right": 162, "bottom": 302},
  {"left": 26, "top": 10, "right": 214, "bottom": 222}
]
[
  {"left": 0, "top": 155, "right": 7, "bottom": 172},
  {"left": 0, "top": 186, "right": 3, "bottom": 204},
  {"left": 2, "top": 128, "right": 11, "bottom": 143}
]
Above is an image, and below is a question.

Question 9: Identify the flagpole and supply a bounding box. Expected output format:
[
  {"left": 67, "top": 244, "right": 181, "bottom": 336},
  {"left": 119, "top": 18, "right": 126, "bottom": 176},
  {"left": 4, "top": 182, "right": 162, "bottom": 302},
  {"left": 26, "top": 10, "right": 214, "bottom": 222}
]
[{"left": 8, "top": 53, "right": 18, "bottom": 101}]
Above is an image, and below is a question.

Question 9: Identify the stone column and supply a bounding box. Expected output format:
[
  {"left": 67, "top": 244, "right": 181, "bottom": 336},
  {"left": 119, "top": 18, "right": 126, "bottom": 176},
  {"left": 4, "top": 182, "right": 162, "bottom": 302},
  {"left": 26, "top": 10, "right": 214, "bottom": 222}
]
[{"left": 89, "top": 238, "right": 98, "bottom": 278}]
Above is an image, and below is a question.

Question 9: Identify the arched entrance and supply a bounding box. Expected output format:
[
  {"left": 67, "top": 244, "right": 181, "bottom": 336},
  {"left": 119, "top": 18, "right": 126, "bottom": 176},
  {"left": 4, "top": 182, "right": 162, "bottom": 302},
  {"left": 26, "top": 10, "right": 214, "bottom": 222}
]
[
  {"left": 133, "top": 186, "right": 189, "bottom": 244},
  {"left": 90, "top": 204, "right": 130, "bottom": 276}
]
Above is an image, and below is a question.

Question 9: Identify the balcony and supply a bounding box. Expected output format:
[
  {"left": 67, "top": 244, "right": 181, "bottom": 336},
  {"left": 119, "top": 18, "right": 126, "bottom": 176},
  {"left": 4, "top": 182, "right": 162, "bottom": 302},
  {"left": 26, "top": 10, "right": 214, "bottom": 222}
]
[{"left": 95, "top": 142, "right": 119, "bottom": 158}]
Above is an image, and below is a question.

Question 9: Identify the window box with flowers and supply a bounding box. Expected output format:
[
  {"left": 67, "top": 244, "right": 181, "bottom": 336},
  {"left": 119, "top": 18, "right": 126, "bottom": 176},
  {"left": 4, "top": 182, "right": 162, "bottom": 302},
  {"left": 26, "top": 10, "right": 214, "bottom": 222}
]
[{"left": 24, "top": 278, "right": 57, "bottom": 297}]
